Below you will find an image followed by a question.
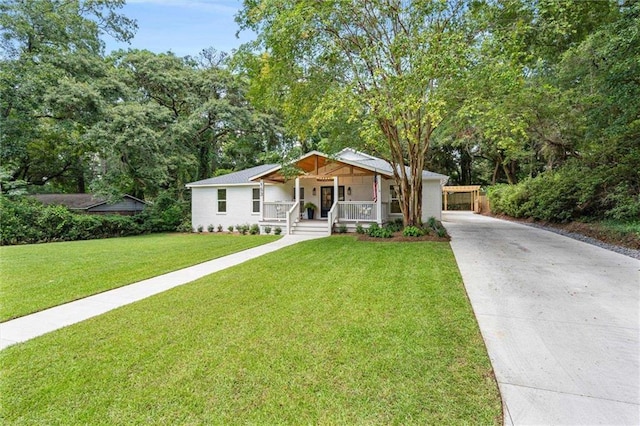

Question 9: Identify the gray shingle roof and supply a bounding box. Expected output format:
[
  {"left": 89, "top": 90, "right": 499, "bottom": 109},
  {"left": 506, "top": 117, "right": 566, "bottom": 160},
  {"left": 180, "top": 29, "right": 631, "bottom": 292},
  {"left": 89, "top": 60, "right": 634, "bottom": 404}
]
[
  {"left": 186, "top": 164, "right": 278, "bottom": 187},
  {"left": 336, "top": 149, "right": 448, "bottom": 180}
]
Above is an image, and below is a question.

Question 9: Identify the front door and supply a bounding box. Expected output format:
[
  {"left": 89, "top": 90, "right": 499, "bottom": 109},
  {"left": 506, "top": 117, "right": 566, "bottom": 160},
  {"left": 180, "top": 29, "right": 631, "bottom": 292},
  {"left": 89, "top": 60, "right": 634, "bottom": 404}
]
[
  {"left": 320, "top": 186, "right": 333, "bottom": 218},
  {"left": 320, "top": 186, "right": 345, "bottom": 218}
]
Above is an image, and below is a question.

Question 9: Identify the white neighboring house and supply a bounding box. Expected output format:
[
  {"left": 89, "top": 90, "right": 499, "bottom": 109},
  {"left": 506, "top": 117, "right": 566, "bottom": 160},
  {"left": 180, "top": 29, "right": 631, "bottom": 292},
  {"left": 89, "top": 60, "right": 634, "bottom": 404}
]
[{"left": 186, "top": 148, "right": 448, "bottom": 236}]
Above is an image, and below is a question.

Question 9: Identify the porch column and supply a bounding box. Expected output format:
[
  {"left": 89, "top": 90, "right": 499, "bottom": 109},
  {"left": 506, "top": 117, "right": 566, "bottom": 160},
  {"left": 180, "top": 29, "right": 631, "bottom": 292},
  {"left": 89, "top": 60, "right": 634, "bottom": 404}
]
[
  {"left": 259, "top": 179, "right": 265, "bottom": 221},
  {"left": 295, "top": 177, "right": 300, "bottom": 204},
  {"left": 333, "top": 176, "right": 338, "bottom": 205},
  {"left": 376, "top": 174, "right": 382, "bottom": 225}
]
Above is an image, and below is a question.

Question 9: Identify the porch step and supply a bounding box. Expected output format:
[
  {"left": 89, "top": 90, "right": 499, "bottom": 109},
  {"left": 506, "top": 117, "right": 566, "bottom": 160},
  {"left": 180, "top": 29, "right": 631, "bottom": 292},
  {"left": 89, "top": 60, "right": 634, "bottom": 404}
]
[{"left": 290, "top": 220, "right": 329, "bottom": 236}]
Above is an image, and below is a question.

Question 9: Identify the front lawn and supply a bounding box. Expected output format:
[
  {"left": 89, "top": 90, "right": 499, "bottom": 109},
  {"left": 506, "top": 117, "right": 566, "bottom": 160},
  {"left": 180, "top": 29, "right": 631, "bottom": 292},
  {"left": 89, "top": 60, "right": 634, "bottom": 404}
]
[
  {"left": 0, "top": 233, "right": 279, "bottom": 322},
  {"left": 0, "top": 237, "right": 501, "bottom": 424}
]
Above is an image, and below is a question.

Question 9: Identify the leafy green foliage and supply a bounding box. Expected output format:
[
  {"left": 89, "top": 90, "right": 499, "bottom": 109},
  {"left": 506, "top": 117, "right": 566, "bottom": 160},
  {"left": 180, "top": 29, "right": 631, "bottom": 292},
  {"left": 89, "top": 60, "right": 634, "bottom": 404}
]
[
  {"left": 402, "top": 226, "right": 425, "bottom": 237},
  {"left": 366, "top": 223, "right": 393, "bottom": 239},
  {"left": 0, "top": 193, "right": 190, "bottom": 245}
]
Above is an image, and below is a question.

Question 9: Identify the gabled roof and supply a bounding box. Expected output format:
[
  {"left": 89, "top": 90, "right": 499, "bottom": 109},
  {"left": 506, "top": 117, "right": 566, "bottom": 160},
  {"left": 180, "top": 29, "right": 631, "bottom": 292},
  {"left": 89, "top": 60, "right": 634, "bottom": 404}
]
[
  {"left": 248, "top": 148, "right": 448, "bottom": 182},
  {"left": 185, "top": 148, "right": 448, "bottom": 187},
  {"left": 186, "top": 164, "right": 278, "bottom": 187},
  {"left": 31, "top": 194, "right": 146, "bottom": 210}
]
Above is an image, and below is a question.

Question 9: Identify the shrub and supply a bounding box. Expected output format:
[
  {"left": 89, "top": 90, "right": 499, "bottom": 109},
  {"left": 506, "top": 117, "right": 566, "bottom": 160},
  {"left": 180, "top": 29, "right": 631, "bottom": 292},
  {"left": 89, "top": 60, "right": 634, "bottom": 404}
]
[
  {"left": 402, "top": 226, "right": 424, "bottom": 237},
  {"left": 274, "top": 226, "right": 282, "bottom": 235},
  {"left": 386, "top": 218, "right": 404, "bottom": 232},
  {"left": 207, "top": 224, "right": 215, "bottom": 232},
  {"left": 140, "top": 190, "right": 188, "bottom": 233},
  {"left": 239, "top": 224, "right": 249, "bottom": 235},
  {"left": 197, "top": 225, "right": 203, "bottom": 233},
  {"left": 355, "top": 223, "right": 365, "bottom": 234},
  {"left": 264, "top": 226, "right": 272, "bottom": 234},
  {"left": 249, "top": 224, "right": 260, "bottom": 235},
  {"left": 338, "top": 224, "right": 347, "bottom": 233},
  {"left": 217, "top": 224, "right": 223, "bottom": 232},
  {"left": 366, "top": 223, "right": 393, "bottom": 238},
  {"left": 176, "top": 218, "right": 192, "bottom": 233},
  {"left": 228, "top": 225, "right": 235, "bottom": 233}
]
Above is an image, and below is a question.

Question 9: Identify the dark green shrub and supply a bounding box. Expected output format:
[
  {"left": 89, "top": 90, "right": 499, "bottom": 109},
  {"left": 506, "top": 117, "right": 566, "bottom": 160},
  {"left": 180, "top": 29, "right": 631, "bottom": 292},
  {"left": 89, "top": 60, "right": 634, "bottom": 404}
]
[
  {"left": 197, "top": 225, "right": 204, "bottom": 233},
  {"left": 402, "top": 226, "right": 424, "bottom": 237},
  {"left": 208, "top": 224, "right": 215, "bottom": 232},
  {"left": 37, "top": 205, "right": 74, "bottom": 240},
  {"left": 217, "top": 224, "right": 223, "bottom": 232},
  {"left": 274, "top": 226, "right": 282, "bottom": 235},
  {"left": 355, "top": 223, "right": 365, "bottom": 234},
  {"left": 338, "top": 224, "right": 347, "bottom": 233},
  {"left": 264, "top": 226, "right": 272, "bottom": 234},
  {"left": 366, "top": 223, "right": 393, "bottom": 238},
  {"left": 249, "top": 224, "right": 260, "bottom": 235},
  {"left": 386, "top": 218, "right": 404, "bottom": 232},
  {"left": 228, "top": 225, "right": 235, "bottom": 233}
]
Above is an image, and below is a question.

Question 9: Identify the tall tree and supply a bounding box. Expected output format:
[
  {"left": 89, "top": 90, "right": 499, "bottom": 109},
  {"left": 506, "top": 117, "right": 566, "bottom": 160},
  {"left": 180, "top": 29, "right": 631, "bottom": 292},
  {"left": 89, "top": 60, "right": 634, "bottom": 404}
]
[
  {"left": 238, "top": 0, "right": 479, "bottom": 225},
  {"left": 0, "top": 0, "right": 136, "bottom": 192}
]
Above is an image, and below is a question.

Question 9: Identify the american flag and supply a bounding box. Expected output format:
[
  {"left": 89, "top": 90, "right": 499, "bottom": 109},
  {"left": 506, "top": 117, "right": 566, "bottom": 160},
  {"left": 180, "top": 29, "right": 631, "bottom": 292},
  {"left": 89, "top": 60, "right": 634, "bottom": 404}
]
[{"left": 373, "top": 175, "right": 378, "bottom": 202}]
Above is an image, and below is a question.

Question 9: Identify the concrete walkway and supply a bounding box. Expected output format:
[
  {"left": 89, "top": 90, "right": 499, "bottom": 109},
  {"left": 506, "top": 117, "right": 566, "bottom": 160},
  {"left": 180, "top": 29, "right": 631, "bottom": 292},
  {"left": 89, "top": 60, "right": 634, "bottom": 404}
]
[
  {"left": 0, "top": 235, "right": 322, "bottom": 351},
  {"left": 443, "top": 212, "right": 640, "bottom": 425}
]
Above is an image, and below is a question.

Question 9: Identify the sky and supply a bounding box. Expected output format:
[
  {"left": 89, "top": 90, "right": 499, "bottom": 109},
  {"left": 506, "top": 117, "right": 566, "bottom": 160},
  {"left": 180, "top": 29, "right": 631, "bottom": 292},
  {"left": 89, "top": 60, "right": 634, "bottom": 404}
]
[{"left": 104, "top": 0, "right": 255, "bottom": 57}]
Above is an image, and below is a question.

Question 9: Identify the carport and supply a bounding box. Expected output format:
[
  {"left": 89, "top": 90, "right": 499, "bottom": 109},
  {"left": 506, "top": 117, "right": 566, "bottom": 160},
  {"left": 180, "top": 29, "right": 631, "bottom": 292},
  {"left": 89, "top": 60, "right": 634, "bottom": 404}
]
[{"left": 443, "top": 185, "right": 481, "bottom": 212}]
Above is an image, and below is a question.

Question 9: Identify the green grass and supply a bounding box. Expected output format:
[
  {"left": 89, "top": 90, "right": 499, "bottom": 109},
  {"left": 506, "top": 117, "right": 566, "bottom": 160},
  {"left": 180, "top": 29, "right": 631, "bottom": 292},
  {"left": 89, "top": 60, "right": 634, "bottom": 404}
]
[
  {"left": 0, "top": 233, "right": 279, "bottom": 322},
  {"left": 600, "top": 219, "right": 640, "bottom": 236},
  {"left": 0, "top": 237, "right": 501, "bottom": 424}
]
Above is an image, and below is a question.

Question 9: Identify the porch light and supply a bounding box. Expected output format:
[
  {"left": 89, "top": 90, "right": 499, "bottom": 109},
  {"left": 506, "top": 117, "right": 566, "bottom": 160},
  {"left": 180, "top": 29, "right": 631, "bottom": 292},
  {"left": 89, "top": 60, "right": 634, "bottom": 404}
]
[{"left": 347, "top": 187, "right": 351, "bottom": 195}]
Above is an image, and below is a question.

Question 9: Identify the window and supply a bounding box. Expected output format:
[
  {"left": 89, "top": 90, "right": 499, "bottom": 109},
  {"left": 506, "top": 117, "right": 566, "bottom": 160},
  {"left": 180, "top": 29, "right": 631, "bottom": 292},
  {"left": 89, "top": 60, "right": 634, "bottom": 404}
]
[
  {"left": 252, "top": 188, "right": 260, "bottom": 213},
  {"left": 390, "top": 185, "right": 401, "bottom": 214},
  {"left": 217, "top": 189, "right": 227, "bottom": 213},
  {"left": 338, "top": 186, "right": 345, "bottom": 201}
]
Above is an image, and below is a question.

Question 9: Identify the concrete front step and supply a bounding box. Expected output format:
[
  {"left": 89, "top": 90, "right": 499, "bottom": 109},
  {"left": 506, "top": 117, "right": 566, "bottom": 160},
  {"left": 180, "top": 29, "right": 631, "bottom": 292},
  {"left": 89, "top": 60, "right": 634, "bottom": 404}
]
[{"left": 290, "top": 221, "right": 329, "bottom": 236}]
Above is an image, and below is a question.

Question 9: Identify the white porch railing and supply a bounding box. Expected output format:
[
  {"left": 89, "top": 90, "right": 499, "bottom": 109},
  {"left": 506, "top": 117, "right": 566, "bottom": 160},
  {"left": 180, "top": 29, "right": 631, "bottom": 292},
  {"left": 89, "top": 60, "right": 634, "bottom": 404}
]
[
  {"left": 286, "top": 201, "right": 300, "bottom": 235},
  {"left": 338, "top": 201, "right": 377, "bottom": 222},
  {"left": 327, "top": 201, "right": 338, "bottom": 235},
  {"left": 381, "top": 201, "right": 389, "bottom": 223},
  {"left": 263, "top": 202, "right": 294, "bottom": 221}
]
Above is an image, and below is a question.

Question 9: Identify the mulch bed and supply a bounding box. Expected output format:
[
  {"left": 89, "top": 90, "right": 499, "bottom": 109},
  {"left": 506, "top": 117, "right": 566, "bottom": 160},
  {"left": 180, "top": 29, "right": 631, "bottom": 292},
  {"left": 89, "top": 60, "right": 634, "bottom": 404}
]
[{"left": 354, "top": 231, "right": 451, "bottom": 243}]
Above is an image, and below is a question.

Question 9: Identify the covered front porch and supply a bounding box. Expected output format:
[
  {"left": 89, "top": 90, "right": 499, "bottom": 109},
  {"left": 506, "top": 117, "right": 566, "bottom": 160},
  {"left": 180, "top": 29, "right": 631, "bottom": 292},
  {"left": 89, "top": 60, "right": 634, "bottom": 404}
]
[{"left": 251, "top": 151, "right": 394, "bottom": 235}]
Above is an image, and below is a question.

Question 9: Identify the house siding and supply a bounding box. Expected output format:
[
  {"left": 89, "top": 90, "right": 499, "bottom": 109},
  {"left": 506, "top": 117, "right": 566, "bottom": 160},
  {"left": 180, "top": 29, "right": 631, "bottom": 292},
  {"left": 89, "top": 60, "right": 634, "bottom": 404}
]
[
  {"left": 191, "top": 183, "right": 293, "bottom": 232},
  {"left": 422, "top": 179, "right": 443, "bottom": 221}
]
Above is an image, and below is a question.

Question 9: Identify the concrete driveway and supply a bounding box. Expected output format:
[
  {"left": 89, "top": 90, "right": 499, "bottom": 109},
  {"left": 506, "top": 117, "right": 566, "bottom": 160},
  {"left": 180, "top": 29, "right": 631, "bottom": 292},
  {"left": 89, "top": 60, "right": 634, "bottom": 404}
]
[{"left": 443, "top": 212, "right": 639, "bottom": 425}]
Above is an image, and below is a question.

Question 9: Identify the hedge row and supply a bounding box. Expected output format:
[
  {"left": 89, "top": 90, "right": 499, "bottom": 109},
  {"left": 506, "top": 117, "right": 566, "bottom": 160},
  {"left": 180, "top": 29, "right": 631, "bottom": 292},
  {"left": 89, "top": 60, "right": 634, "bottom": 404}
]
[
  {"left": 487, "top": 163, "right": 640, "bottom": 222},
  {"left": 0, "top": 193, "right": 190, "bottom": 245}
]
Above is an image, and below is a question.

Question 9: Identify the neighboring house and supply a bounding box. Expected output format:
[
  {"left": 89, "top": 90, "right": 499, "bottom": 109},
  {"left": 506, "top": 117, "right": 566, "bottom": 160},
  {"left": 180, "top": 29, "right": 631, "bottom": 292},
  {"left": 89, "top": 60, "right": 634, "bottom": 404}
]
[
  {"left": 31, "top": 194, "right": 147, "bottom": 215},
  {"left": 186, "top": 148, "right": 448, "bottom": 236}
]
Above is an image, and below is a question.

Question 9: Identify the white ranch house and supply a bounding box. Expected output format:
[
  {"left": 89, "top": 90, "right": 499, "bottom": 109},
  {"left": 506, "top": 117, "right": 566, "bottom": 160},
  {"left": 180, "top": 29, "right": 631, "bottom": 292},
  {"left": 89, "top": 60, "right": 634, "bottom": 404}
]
[{"left": 187, "top": 148, "right": 448, "bottom": 236}]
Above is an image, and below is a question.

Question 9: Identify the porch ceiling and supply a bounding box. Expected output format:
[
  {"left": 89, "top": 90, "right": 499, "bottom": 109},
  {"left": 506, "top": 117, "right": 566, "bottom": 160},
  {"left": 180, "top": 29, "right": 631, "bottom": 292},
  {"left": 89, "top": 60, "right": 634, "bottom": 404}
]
[{"left": 256, "top": 154, "right": 381, "bottom": 183}]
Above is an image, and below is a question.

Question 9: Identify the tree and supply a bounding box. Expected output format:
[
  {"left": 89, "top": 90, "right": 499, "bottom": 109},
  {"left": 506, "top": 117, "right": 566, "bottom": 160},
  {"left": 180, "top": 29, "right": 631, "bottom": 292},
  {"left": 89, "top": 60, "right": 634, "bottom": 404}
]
[
  {"left": 238, "top": 0, "right": 479, "bottom": 225},
  {"left": 0, "top": 0, "right": 136, "bottom": 192},
  {"left": 91, "top": 49, "right": 292, "bottom": 199}
]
